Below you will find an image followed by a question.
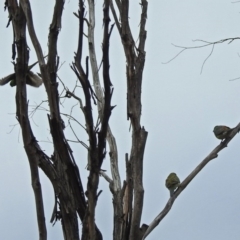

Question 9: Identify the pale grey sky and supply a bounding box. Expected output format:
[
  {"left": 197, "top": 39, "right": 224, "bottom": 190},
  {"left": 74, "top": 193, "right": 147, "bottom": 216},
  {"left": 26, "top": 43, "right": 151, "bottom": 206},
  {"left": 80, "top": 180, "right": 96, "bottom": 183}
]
[{"left": 0, "top": 1, "right": 240, "bottom": 239}]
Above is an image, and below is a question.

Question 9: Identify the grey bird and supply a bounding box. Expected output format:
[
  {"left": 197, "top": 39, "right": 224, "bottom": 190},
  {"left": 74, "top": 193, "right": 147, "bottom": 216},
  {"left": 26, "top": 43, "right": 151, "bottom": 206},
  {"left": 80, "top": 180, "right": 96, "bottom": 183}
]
[{"left": 0, "top": 61, "right": 42, "bottom": 87}]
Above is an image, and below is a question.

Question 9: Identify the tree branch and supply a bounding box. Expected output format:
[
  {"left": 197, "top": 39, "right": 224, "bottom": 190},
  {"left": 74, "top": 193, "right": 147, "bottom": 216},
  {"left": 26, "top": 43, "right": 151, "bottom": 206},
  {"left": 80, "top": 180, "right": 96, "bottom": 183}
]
[
  {"left": 142, "top": 123, "right": 240, "bottom": 239},
  {"left": 7, "top": 1, "right": 47, "bottom": 239},
  {"left": 116, "top": 1, "right": 148, "bottom": 239},
  {"left": 21, "top": 1, "right": 88, "bottom": 239},
  {"left": 87, "top": 1, "right": 122, "bottom": 239}
]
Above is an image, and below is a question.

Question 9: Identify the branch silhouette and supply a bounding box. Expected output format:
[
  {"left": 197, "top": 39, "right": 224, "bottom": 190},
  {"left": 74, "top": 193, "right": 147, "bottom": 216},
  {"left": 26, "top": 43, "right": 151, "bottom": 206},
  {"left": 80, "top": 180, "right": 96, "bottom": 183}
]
[{"left": 142, "top": 122, "right": 240, "bottom": 239}]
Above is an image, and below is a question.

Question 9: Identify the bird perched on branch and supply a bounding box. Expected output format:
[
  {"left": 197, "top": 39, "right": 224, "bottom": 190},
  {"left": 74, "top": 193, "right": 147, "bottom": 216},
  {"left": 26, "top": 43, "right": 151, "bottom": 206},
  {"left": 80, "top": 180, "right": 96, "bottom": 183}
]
[
  {"left": 213, "top": 125, "right": 232, "bottom": 140},
  {"left": 0, "top": 60, "right": 42, "bottom": 87},
  {"left": 165, "top": 173, "right": 180, "bottom": 197}
]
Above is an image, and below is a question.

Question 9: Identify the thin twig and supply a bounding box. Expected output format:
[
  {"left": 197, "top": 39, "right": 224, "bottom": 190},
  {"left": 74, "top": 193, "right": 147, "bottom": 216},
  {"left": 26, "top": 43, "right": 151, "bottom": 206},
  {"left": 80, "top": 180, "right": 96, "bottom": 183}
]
[{"left": 163, "top": 37, "right": 240, "bottom": 64}]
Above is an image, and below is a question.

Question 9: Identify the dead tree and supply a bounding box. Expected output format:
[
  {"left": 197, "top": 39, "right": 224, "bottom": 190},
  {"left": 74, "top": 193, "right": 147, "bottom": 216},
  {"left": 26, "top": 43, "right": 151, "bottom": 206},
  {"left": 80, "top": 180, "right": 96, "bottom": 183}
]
[
  {"left": 3, "top": 0, "right": 148, "bottom": 239},
  {"left": 4, "top": 1, "right": 239, "bottom": 240}
]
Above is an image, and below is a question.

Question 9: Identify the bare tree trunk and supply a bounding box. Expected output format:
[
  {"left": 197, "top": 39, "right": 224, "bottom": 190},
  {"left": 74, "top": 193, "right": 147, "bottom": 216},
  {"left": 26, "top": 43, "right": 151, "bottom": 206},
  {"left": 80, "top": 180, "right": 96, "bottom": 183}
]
[
  {"left": 5, "top": 0, "right": 148, "bottom": 239},
  {"left": 6, "top": 0, "right": 91, "bottom": 239},
  {"left": 7, "top": 1, "right": 47, "bottom": 239},
  {"left": 71, "top": 1, "right": 113, "bottom": 239},
  {"left": 87, "top": 0, "right": 123, "bottom": 239},
  {"left": 110, "top": 1, "right": 148, "bottom": 239},
  {"left": 4, "top": 1, "right": 240, "bottom": 240}
]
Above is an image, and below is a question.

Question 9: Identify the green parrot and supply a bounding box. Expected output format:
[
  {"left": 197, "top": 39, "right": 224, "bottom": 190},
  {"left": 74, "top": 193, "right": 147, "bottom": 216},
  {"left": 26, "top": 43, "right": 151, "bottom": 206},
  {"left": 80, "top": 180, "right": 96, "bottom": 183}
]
[
  {"left": 165, "top": 172, "right": 180, "bottom": 197},
  {"left": 213, "top": 125, "right": 231, "bottom": 140},
  {"left": 0, "top": 60, "right": 42, "bottom": 88}
]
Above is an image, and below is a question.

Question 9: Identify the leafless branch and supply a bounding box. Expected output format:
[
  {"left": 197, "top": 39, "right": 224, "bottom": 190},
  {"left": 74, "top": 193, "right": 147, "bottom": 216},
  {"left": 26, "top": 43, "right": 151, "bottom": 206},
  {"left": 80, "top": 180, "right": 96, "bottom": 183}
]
[
  {"left": 117, "top": 1, "right": 149, "bottom": 239},
  {"left": 110, "top": 1, "right": 121, "bottom": 33},
  {"left": 163, "top": 37, "right": 240, "bottom": 66},
  {"left": 100, "top": 170, "right": 113, "bottom": 183},
  {"left": 229, "top": 77, "right": 240, "bottom": 81},
  {"left": 142, "top": 123, "right": 240, "bottom": 239},
  {"left": 87, "top": 1, "right": 123, "bottom": 239},
  {"left": 7, "top": 2, "right": 48, "bottom": 239},
  {"left": 200, "top": 44, "right": 214, "bottom": 74}
]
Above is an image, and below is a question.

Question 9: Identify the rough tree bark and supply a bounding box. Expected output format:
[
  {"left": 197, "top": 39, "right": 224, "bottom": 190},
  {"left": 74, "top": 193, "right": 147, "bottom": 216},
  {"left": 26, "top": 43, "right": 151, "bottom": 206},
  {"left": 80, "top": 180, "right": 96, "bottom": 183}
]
[
  {"left": 5, "top": 0, "right": 149, "bottom": 239},
  {"left": 5, "top": 1, "right": 238, "bottom": 240}
]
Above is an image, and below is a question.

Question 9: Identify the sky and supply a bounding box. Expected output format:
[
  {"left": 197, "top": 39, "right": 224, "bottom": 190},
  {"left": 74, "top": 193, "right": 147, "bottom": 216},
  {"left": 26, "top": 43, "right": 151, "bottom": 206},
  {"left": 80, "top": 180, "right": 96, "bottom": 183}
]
[{"left": 0, "top": 0, "right": 240, "bottom": 239}]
